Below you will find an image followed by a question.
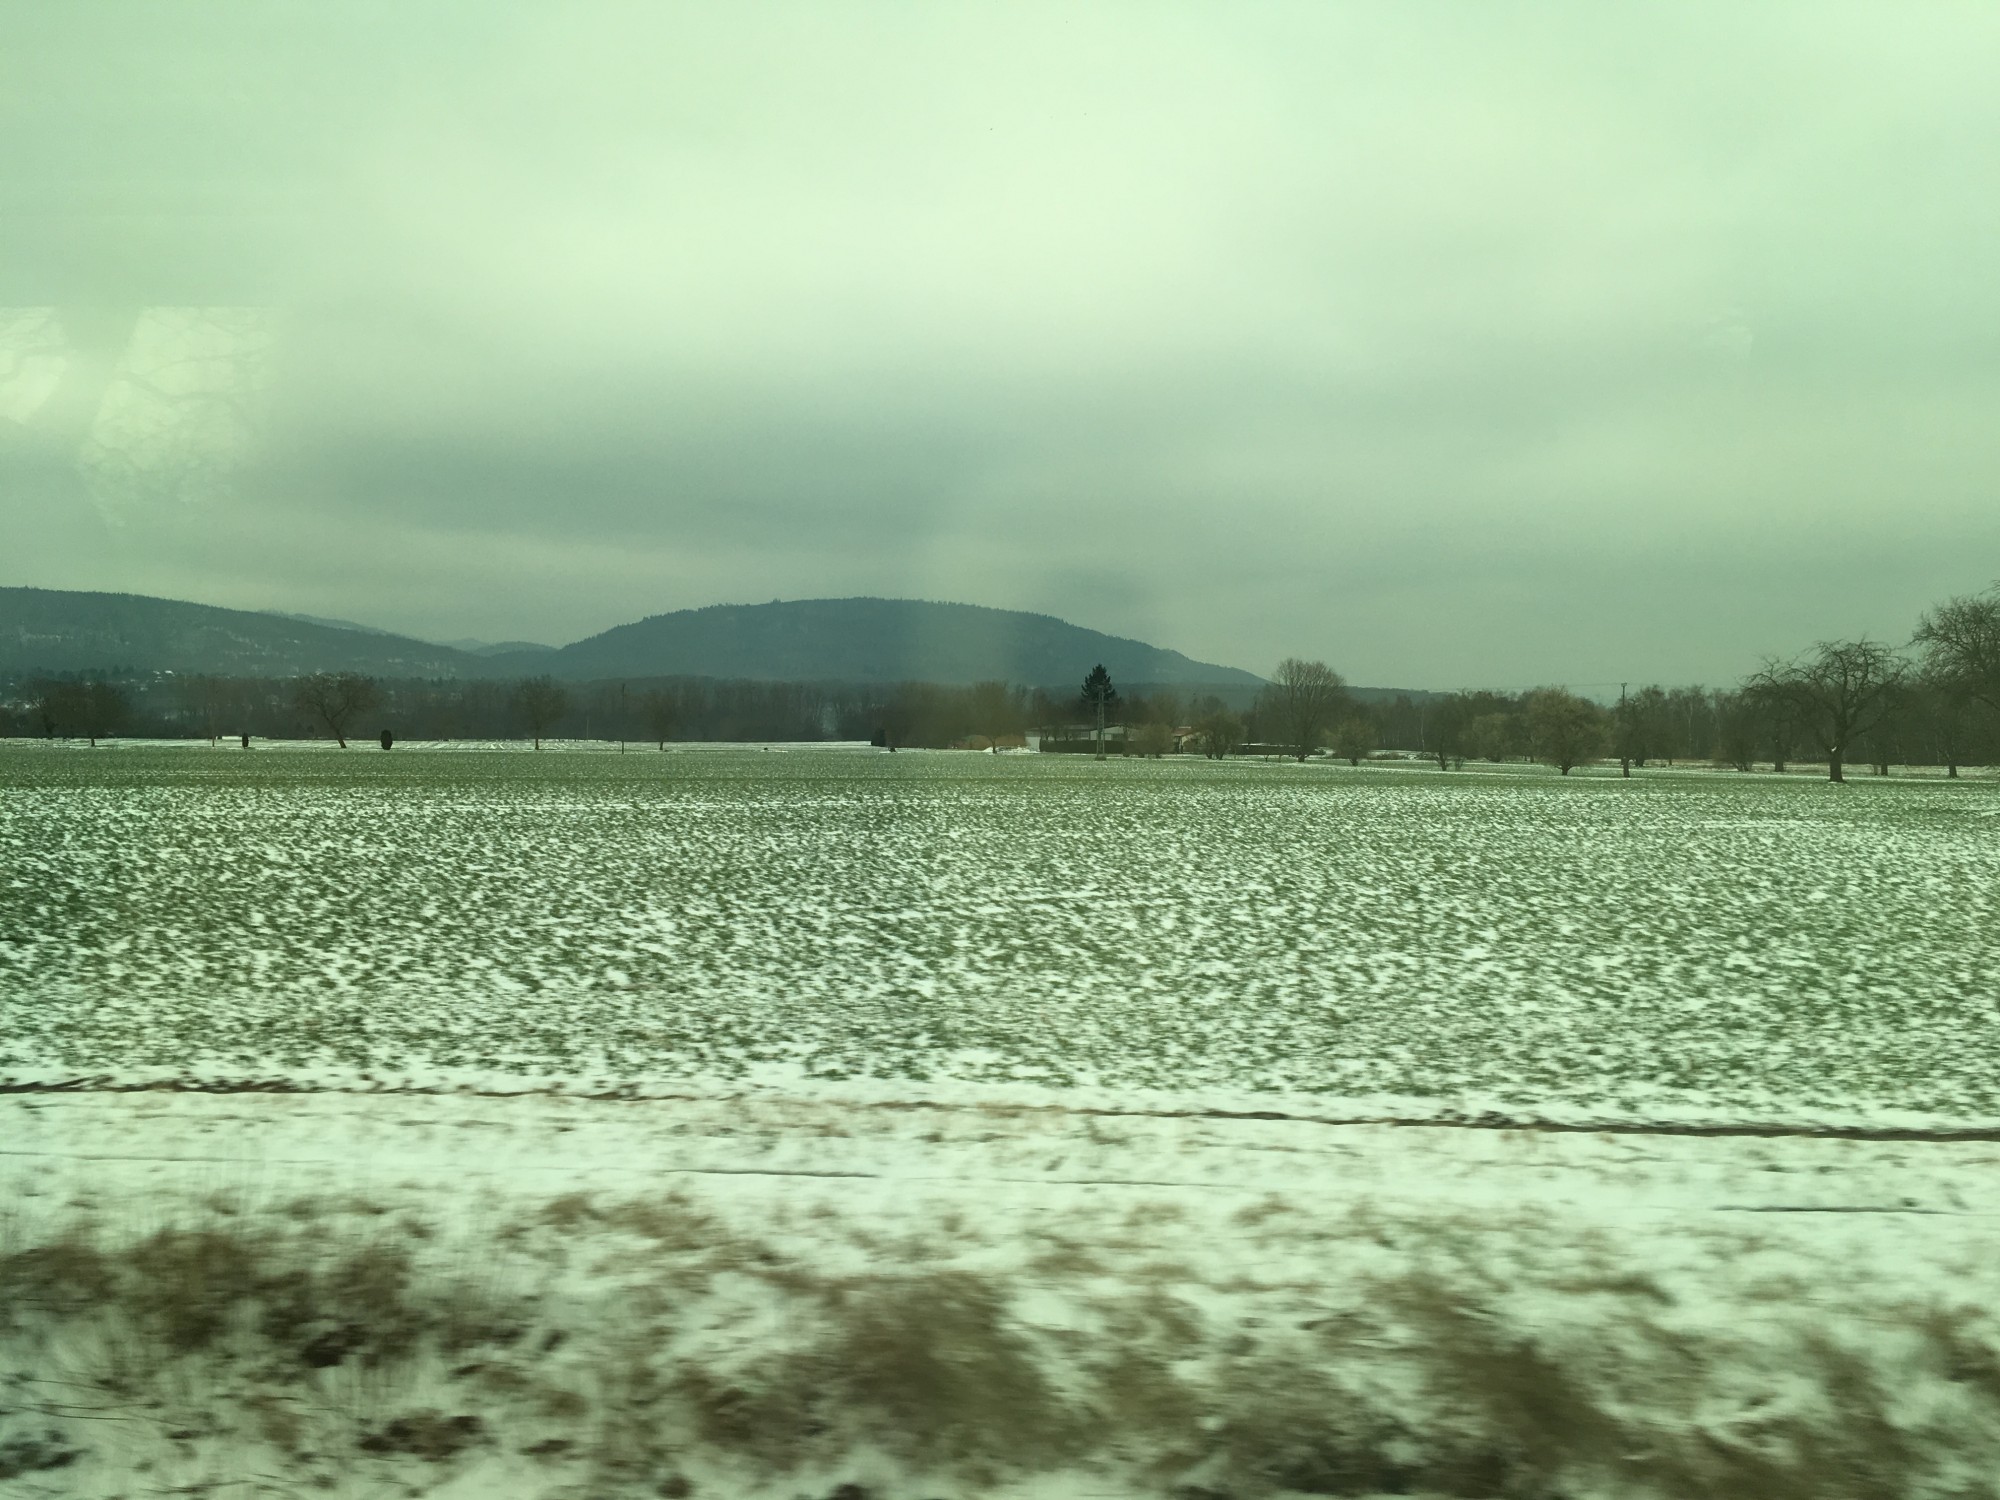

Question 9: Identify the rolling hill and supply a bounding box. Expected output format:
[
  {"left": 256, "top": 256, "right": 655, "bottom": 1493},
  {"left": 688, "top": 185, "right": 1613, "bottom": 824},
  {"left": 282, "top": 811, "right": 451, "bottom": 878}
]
[
  {"left": 0, "top": 588, "right": 472, "bottom": 678},
  {"left": 495, "top": 598, "right": 1263, "bottom": 688},
  {"left": 1, "top": 589, "right": 1262, "bottom": 689}
]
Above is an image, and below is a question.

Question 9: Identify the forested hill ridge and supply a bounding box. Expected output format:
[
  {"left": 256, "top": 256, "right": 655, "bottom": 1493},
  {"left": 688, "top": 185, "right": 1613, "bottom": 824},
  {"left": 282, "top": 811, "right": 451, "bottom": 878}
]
[
  {"left": 495, "top": 598, "right": 1263, "bottom": 687},
  {"left": 1, "top": 588, "right": 1263, "bottom": 688},
  {"left": 0, "top": 588, "right": 470, "bottom": 678}
]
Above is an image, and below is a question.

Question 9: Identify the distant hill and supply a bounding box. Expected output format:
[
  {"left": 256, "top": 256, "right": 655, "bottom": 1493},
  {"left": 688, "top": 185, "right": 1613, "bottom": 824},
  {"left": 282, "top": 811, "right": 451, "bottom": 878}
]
[
  {"left": 501, "top": 598, "right": 1264, "bottom": 688},
  {"left": 1350, "top": 685, "right": 1448, "bottom": 705},
  {"left": 0, "top": 588, "right": 1263, "bottom": 689},
  {"left": 441, "top": 638, "right": 556, "bottom": 658},
  {"left": 265, "top": 610, "right": 396, "bottom": 637},
  {"left": 0, "top": 588, "right": 473, "bottom": 678}
]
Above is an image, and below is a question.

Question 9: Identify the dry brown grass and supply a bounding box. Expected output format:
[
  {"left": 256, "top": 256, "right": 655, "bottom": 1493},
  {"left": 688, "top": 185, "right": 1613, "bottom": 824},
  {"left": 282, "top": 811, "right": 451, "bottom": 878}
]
[
  {"left": 1204, "top": 1355, "right": 1427, "bottom": 1497},
  {"left": 539, "top": 1189, "right": 728, "bottom": 1253},
  {"left": 10, "top": 1204, "right": 2000, "bottom": 1499},
  {"left": 830, "top": 1271, "right": 1081, "bottom": 1470},
  {"left": 1026, "top": 1242, "right": 1105, "bottom": 1278},
  {"left": 356, "top": 1408, "right": 486, "bottom": 1460},
  {"left": 3, "top": 1216, "right": 528, "bottom": 1372},
  {"left": 676, "top": 1360, "right": 831, "bottom": 1469},
  {"left": 0, "top": 1230, "right": 116, "bottom": 1322},
  {"left": 1545, "top": 1269, "right": 1675, "bottom": 1304},
  {"left": 1370, "top": 1270, "right": 1620, "bottom": 1495},
  {"left": 1229, "top": 1193, "right": 1297, "bottom": 1228},
  {"left": 1301, "top": 1267, "right": 1985, "bottom": 1500},
  {"left": 674, "top": 1269, "right": 1083, "bottom": 1480}
]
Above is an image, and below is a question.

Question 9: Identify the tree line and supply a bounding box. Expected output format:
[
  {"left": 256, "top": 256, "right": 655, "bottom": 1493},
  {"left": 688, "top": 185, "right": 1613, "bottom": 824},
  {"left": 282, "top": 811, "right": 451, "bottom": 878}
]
[
  {"left": 1137, "top": 668, "right": 1628, "bottom": 775},
  {"left": 7, "top": 582, "right": 1997, "bottom": 776},
  {"left": 3, "top": 671, "right": 1070, "bottom": 750},
  {"left": 1083, "top": 580, "right": 2000, "bottom": 779},
  {"left": 3, "top": 672, "right": 821, "bottom": 748}
]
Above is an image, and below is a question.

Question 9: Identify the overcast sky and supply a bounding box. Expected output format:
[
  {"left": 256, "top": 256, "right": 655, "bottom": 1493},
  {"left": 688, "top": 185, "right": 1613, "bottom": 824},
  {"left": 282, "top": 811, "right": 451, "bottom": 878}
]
[{"left": 4, "top": 2, "right": 1998, "bottom": 688}]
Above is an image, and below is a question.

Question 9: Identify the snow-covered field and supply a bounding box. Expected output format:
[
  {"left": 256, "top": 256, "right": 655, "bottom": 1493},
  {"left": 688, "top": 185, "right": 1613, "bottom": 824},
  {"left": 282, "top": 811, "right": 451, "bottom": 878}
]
[
  {"left": 4, "top": 742, "right": 1998, "bottom": 1121},
  {"left": 6, "top": 743, "right": 2000, "bottom": 1496}
]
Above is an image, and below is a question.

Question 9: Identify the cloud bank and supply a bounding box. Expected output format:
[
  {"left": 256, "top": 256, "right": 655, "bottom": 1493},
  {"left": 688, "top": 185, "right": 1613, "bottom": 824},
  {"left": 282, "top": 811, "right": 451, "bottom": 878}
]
[{"left": 5, "top": 2, "right": 1998, "bottom": 686}]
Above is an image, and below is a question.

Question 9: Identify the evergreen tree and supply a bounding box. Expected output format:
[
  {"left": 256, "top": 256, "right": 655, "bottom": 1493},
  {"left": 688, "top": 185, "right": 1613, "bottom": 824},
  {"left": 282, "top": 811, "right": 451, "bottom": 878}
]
[{"left": 1080, "top": 664, "right": 1118, "bottom": 760}]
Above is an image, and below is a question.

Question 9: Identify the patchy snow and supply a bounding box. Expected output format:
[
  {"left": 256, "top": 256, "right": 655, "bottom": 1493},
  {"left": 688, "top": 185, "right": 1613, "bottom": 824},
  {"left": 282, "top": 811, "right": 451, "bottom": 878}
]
[
  {"left": 5, "top": 745, "right": 1998, "bottom": 1123},
  {"left": 8, "top": 1088, "right": 2000, "bottom": 1496},
  {"left": 8, "top": 744, "right": 2000, "bottom": 1494}
]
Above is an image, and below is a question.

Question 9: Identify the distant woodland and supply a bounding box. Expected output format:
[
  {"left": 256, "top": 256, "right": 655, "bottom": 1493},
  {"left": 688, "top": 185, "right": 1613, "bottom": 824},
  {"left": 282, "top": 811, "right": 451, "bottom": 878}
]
[
  {"left": 5, "top": 583, "right": 1998, "bottom": 778},
  {"left": 0, "top": 591, "right": 1258, "bottom": 689}
]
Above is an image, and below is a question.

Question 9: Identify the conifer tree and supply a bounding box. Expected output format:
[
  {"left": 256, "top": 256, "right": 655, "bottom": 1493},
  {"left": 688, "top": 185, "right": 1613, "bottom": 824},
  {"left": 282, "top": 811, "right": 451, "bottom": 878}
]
[{"left": 1080, "top": 664, "right": 1118, "bottom": 760}]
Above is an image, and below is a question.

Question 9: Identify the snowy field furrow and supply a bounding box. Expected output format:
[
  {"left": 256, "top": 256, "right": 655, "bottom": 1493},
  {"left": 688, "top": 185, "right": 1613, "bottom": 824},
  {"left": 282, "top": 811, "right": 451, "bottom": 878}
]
[
  {"left": 8, "top": 744, "right": 2000, "bottom": 1496},
  {"left": 4, "top": 744, "right": 1997, "bottom": 1122}
]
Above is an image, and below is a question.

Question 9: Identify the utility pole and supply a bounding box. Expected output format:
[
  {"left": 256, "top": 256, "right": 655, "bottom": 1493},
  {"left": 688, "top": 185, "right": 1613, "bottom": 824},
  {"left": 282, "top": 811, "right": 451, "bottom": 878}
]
[{"left": 1618, "top": 681, "right": 1630, "bottom": 778}]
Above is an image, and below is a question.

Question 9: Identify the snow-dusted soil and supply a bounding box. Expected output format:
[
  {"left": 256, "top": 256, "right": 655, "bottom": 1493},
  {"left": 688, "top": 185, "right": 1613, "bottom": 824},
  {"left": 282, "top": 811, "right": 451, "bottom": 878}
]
[
  {"left": 8, "top": 1087, "right": 2000, "bottom": 1497},
  {"left": 8, "top": 745, "right": 2000, "bottom": 1495},
  {"left": 5, "top": 744, "right": 1999, "bottom": 1120}
]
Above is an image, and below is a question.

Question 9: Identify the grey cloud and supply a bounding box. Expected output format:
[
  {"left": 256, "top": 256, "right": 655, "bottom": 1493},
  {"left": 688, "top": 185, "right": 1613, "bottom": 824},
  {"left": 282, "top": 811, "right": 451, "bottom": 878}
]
[{"left": 6, "top": 2, "right": 2000, "bottom": 686}]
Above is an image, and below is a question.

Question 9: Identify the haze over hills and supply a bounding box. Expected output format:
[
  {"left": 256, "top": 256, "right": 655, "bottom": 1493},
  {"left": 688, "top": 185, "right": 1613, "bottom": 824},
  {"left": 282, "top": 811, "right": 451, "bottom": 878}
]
[
  {"left": 441, "top": 639, "right": 558, "bottom": 658},
  {"left": 0, "top": 588, "right": 471, "bottom": 679},
  {"left": 496, "top": 598, "right": 1265, "bottom": 688},
  {"left": 0, "top": 588, "right": 1265, "bottom": 690},
  {"left": 266, "top": 611, "right": 396, "bottom": 637}
]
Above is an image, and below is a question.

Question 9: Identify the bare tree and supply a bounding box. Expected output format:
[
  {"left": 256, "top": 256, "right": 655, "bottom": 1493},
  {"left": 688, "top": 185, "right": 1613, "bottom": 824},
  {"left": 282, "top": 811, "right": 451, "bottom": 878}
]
[
  {"left": 75, "top": 681, "right": 128, "bottom": 747},
  {"left": 969, "top": 680, "right": 1027, "bottom": 745},
  {"left": 1190, "top": 698, "right": 1242, "bottom": 759},
  {"left": 1080, "top": 664, "right": 1118, "bottom": 760},
  {"left": 513, "top": 675, "right": 571, "bottom": 749},
  {"left": 1465, "top": 711, "right": 1519, "bottom": 763},
  {"left": 1424, "top": 692, "right": 1473, "bottom": 770},
  {"left": 176, "top": 673, "right": 228, "bottom": 745},
  {"left": 1711, "top": 689, "right": 1759, "bottom": 772},
  {"left": 1743, "top": 678, "right": 1800, "bottom": 773},
  {"left": 27, "top": 678, "right": 61, "bottom": 739},
  {"left": 1662, "top": 685, "right": 1717, "bottom": 764},
  {"left": 1612, "top": 684, "right": 1669, "bottom": 776},
  {"left": 1912, "top": 670, "right": 1982, "bottom": 779},
  {"left": 292, "top": 672, "right": 379, "bottom": 749},
  {"left": 590, "top": 680, "right": 628, "bottom": 750},
  {"left": 1747, "top": 640, "right": 1906, "bottom": 783},
  {"left": 1913, "top": 584, "right": 2000, "bottom": 713},
  {"left": 1853, "top": 678, "right": 1915, "bottom": 776},
  {"left": 1330, "top": 716, "right": 1376, "bottom": 766},
  {"left": 642, "top": 688, "right": 677, "bottom": 750},
  {"left": 33, "top": 679, "right": 129, "bottom": 746},
  {"left": 1524, "top": 688, "right": 1606, "bottom": 775},
  {"left": 1265, "top": 657, "right": 1347, "bottom": 761},
  {"left": 1132, "top": 721, "right": 1174, "bottom": 758}
]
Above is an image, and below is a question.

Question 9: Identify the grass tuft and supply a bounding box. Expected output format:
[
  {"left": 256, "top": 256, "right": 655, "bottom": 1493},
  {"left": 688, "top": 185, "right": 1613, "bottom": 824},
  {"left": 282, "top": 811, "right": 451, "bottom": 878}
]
[{"left": 8, "top": 1195, "right": 2000, "bottom": 1497}]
